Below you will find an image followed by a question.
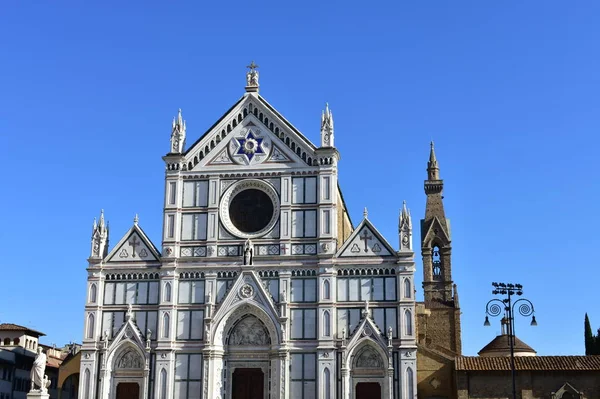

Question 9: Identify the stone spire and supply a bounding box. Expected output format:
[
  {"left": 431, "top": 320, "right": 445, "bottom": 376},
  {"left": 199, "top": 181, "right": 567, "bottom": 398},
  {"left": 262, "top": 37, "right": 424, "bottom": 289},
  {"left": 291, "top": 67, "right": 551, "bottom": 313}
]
[
  {"left": 427, "top": 141, "right": 440, "bottom": 180},
  {"left": 90, "top": 210, "right": 109, "bottom": 259},
  {"left": 321, "top": 103, "right": 334, "bottom": 147},
  {"left": 170, "top": 108, "right": 186, "bottom": 154},
  {"left": 399, "top": 200, "right": 412, "bottom": 251},
  {"left": 245, "top": 61, "right": 259, "bottom": 93}
]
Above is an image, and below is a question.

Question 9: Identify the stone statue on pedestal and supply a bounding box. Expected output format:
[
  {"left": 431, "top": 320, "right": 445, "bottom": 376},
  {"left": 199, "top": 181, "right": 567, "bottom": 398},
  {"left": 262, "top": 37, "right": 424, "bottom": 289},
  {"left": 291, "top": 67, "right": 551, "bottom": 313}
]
[{"left": 29, "top": 347, "right": 50, "bottom": 394}]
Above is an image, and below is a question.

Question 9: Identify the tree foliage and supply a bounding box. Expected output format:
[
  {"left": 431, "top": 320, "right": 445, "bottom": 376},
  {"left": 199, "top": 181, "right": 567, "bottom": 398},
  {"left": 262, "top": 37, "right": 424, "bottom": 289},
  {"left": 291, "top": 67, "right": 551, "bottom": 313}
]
[{"left": 584, "top": 313, "right": 600, "bottom": 355}]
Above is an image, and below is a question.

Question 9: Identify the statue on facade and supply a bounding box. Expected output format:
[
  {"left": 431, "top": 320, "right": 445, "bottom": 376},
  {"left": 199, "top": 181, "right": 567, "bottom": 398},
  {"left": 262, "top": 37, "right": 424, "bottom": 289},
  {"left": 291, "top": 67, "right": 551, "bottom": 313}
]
[
  {"left": 243, "top": 239, "right": 253, "bottom": 265},
  {"left": 29, "top": 347, "right": 50, "bottom": 393},
  {"left": 246, "top": 61, "right": 259, "bottom": 87}
]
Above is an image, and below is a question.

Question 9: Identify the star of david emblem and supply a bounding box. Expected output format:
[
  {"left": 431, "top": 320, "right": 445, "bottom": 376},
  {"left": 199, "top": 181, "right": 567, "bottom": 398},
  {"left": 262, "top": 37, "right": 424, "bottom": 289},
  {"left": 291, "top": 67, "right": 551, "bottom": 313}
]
[{"left": 236, "top": 131, "right": 264, "bottom": 161}]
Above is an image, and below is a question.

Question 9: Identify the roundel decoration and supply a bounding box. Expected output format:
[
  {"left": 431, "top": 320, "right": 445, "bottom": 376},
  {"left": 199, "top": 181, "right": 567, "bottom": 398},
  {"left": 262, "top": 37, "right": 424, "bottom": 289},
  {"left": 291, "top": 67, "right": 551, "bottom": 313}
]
[{"left": 229, "top": 128, "right": 271, "bottom": 165}]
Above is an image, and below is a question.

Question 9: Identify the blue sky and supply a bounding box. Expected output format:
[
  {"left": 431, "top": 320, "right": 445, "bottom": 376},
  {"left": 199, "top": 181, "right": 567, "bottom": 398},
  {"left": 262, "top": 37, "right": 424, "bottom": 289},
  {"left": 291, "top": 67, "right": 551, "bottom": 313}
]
[{"left": 1, "top": 1, "right": 599, "bottom": 356}]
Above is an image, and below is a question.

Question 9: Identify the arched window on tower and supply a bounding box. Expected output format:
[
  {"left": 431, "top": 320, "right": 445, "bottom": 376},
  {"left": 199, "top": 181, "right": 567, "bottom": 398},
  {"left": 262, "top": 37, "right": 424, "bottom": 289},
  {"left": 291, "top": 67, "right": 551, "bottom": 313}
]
[
  {"left": 162, "top": 313, "right": 170, "bottom": 338},
  {"left": 406, "top": 367, "right": 414, "bottom": 398},
  {"left": 89, "top": 284, "right": 97, "bottom": 303},
  {"left": 164, "top": 282, "right": 172, "bottom": 303},
  {"left": 323, "top": 280, "right": 331, "bottom": 300},
  {"left": 86, "top": 314, "right": 95, "bottom": 339},
  {"left": 323, "top": 311, "right": 331, "bottom": 337},
  {"left": 432, "top": 245, "right": 443, "bottom": 279},
  {"left": 323, "top": 368, "right": 331, "bottom": 399},
  {"left": 404, "top": 278, "right": 411, "bottom": 299},
  {"left": 404, "top": 310, "right": 413, "bottom": 336}
]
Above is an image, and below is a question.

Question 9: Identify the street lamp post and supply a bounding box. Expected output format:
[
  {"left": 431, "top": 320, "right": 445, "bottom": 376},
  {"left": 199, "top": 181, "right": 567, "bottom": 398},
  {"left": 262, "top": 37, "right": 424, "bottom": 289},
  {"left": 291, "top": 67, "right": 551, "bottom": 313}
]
[{"left": 483, "top": 282, "right": 537, "bottom": 399}]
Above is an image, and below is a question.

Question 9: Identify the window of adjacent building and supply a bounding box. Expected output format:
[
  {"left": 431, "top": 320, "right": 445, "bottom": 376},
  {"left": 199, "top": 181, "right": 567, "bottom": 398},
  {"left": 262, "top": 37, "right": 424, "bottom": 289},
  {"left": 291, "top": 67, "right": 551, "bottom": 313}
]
[
  {"left": 291, "top": 210, "right": 317, "bottom": 238},
  {"left": 176, "top": 310, "right": 204, "bottom": 340},
  {"left": 168, "top": 182, "right": 177, "bottom": 205},
  {"left": 182, "top": 181, "right": 209, "bottom": 207},
  {"left": 181, "top": 213, "right": 208, "bottom": 241},
  {"left": 177, "top": 280, "right": 205, "bottom": 304},
  {"left": 290, "top": 309, "right": 316, "bottom": 339},
  {"left": 174, "top": 354, "right": 203, "bottom": 399},
  {"left": 167, "top": 215, "right": 175, "bottom": 238},
  {"left": 336, "top": 277, "right": 396, "bottom": 302},
  {"left": 292, "top": 177, "right": 317, "bottom": 204},
  {"left": 290, "top": 278, "right": 317, "bottom": 302},
  {"left": 104, "top": 282, "right": 159, "bottom": 305},
  {"left": 373, "top": 307, "right": 398, "bottom": 338},
  {"left": 290, "top": 353, "right": 316, "bottom": 399}
]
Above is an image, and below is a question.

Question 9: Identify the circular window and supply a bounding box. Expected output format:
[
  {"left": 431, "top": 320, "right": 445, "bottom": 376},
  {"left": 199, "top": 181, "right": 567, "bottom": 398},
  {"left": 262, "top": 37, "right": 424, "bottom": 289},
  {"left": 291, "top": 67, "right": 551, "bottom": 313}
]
[
  {"left": 229, "top": 189, "right": 274, "bottom": 233},
  {"left": 220, "top": 179, "right": 280, "bottom": 238}
]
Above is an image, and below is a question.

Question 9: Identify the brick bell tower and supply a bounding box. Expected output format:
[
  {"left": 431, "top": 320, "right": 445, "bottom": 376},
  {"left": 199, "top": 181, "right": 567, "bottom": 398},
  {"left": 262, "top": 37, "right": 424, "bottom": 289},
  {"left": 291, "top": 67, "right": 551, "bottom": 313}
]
[{"left": 420, "top": 141, "right": 461, "bottom": 354}]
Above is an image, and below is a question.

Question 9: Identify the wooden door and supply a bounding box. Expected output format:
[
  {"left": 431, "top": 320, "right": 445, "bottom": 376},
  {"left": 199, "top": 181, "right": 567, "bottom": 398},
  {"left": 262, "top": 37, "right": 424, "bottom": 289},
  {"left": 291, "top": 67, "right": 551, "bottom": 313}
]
[
  {"left": 356, "top": 382, "right": 381, "bottom": 399},
  {"left": 116, "top": 382, "right": 140, "bottom": 399},
  {"left": 232, "top": 368, "right": 264, "bottom": 399}
]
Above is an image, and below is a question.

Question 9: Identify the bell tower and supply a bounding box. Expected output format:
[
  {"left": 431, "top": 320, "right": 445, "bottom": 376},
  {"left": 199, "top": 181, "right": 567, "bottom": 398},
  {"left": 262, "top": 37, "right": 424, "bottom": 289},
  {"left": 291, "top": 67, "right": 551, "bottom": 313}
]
[{"left": 419, "top": 142, "right": 461, "bottom": 354}]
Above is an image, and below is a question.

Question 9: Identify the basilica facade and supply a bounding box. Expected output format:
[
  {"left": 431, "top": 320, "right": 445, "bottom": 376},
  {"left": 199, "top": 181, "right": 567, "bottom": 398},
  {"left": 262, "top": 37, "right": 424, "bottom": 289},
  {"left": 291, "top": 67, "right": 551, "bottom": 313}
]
[{"left": 80, "top": 66, "right": 420, "bottom": 399}]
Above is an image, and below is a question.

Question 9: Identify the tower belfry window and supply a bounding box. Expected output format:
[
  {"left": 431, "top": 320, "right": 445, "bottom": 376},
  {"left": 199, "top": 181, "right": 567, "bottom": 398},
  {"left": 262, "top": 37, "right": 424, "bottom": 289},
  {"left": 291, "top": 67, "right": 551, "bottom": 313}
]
[{"left": 432, "top": 245, "right": 442, "bottom": 279}]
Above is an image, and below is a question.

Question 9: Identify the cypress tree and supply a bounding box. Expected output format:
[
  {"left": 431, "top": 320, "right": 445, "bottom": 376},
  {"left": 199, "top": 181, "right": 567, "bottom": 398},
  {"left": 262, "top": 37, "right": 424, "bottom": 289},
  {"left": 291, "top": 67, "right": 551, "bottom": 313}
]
[{"left": 585, "top": 313, "right": 594, "bottom": 355}]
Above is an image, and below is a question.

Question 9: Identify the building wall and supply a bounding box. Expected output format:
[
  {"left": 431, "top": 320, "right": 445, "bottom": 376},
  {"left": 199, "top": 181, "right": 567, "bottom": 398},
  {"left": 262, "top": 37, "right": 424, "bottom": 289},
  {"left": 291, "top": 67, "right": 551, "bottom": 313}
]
[{"left": 456, "top": 370, "right": 600, "bottom": 399}]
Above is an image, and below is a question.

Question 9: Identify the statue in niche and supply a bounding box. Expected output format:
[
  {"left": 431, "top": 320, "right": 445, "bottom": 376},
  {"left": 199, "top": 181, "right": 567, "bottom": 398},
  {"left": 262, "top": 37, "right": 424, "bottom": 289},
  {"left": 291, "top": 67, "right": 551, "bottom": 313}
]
[
  {"left": 29, "top": 347, "right": 50, "bottom": 393},
  {"left": 243, "top": 239, "right": 253, "bottom": 265},
  {"left": 355, "top": 346, "right": 383, "bottom": 368}
]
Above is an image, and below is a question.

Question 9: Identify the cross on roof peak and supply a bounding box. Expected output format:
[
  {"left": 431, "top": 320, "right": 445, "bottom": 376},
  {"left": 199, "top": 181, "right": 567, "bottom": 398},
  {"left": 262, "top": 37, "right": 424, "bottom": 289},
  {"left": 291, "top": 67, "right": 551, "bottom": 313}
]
[{"left": 246, "top": 61, "right": 259, "bottom": 72}]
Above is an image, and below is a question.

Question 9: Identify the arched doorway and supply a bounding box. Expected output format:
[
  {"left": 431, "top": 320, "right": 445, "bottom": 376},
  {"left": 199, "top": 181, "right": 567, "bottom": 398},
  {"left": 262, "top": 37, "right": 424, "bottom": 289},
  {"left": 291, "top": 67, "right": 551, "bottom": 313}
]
[
  {"left": 60, "top": 373, "right": 79, "bottom": 399},
  {"left": 226, "top": 314, "right": 271, "bottom": 399},
  {"left": 110, "top": 346, "right": 145, "bottom": 399},
  {"left": 350, "top": 344, "right": 387, "bottom": 399}
]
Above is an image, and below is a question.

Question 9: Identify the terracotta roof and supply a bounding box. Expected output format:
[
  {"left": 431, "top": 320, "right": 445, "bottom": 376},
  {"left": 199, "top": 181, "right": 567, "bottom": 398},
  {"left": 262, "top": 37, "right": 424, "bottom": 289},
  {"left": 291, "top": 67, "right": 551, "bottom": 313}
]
[
  {"left": 0, "top": 323, "right": 45, "bottom": 337},
  {"left": 456, "top": 356, "right": 600, "bottom": 371},
  {"left": 478, "top": 334, "right": 536, "bottom": 356}
]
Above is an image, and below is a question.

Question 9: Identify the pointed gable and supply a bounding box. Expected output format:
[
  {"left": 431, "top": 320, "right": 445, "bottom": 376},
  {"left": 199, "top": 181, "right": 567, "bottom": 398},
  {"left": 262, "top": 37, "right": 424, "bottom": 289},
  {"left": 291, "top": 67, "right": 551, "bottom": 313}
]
[
  {"left": 421, "top": 216, "right": 451, "bottom": 246},
  {"left": 178, "top": 94, "right": 320, "bottom": 172},
  {"left": 105, "top": 223, "right": 161, "bottom": 263},
  {"left": 337, "top": 218, "right": 396, "bottom": 258}
]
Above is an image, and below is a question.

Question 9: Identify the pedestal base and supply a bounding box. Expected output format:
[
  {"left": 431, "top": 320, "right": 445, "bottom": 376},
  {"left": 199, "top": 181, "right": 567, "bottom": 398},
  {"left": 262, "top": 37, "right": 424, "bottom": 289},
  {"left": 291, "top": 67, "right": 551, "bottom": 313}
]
[{"left": 27, "top": 391, "right": 50, "bottom": 399}]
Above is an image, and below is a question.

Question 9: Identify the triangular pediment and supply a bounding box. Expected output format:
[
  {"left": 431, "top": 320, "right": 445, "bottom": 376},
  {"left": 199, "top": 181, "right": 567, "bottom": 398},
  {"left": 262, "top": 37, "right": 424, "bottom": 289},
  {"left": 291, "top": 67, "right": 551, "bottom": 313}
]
[
  {"left": 344, "top": 312, "right": 390, "bottom": 368},
  {"left": 211, "top": 269, "right": 280, "bottom": 326},
  {"left": 105, "top": 224, "right": 161, "bottom": 263},
  {"left": 421, "top": 216, "right": 451, "bottom": 246},
  {"left": 107, "top": 312, "right": 149, "bottom": 354},
  {"left": 181, "top": 94, "right": 319, "bottom": 171},
  {"left": 337, "top": 218, "right": 396, "bottom": 258}
]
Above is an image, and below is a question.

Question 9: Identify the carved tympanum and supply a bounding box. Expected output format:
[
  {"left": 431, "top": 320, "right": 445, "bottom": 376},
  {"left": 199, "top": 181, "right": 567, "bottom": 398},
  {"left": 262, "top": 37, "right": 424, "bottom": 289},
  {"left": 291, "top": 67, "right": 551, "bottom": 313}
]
[
  {"left": 355, "top": 346, "right": 383, "bottom": 368},
  {"left": 116, "top": 350, "right": 144, "bottom": 369},
  {"left": 229, "top": 315, "right": 270, "bottom": 346}
]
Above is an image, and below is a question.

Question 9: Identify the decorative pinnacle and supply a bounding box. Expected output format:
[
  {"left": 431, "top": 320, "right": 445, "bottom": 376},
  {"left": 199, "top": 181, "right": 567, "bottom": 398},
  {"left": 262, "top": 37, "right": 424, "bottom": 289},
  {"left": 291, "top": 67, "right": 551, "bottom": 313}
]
[
  {"left": 99, "top": 209, "right": 105, "bottom": 228},
  {"left": 427, "top": 141, "right": 440, "bottom": 180},
  {"left": 134, "top": 214, "right": 139, "bottom": 225},
  {"left": 363, "top": 207, "right": 368, "bottom": 219}
]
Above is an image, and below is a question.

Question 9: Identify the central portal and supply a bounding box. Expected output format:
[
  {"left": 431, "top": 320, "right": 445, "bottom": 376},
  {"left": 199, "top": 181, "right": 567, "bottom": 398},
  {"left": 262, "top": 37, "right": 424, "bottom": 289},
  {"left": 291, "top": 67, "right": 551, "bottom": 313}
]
[
  {"left": 232, "top": 368, "right": 264, "bottom": 399},
  {"left": 356, "top": 382, "right": 381, "bottom": 399},
  {"left": 116, "top": 382, "right": 139, "bottom": 399}
]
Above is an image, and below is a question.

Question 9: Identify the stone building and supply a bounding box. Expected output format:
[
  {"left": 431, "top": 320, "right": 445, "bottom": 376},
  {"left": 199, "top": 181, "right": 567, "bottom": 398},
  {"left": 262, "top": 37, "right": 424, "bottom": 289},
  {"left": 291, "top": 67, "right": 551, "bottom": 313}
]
[
  {"left": 415, "top": 145, "right": 462, "bottom": 399},
  {"left": 79, "top": 65, "right": 419, "bottom": 399},
  {"left": 0, "top": 323, "right": 69, "bottom": 399}
]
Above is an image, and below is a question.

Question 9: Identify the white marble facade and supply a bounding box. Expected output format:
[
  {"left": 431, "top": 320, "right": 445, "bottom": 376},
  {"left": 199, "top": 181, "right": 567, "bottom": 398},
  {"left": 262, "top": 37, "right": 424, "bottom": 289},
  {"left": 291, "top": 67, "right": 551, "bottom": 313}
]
[{"left": 80, "top": 68, "right": 418, "bottom": 399}]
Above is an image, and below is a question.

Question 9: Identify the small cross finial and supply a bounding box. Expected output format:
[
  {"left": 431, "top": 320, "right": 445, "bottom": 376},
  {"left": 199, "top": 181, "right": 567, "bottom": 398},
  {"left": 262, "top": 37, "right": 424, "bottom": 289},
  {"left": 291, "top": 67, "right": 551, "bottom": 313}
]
[
  {"left": 363, "top": 207, "right": 368, "bottom": 219},
  {"left": 134, "top": 214, "right": 139, "bottom": 225},
  {"left": 246, "top": 61, "right": 259, "bottom": 72},
  {"left": 430, "top": 140, "right": 435, "bottom": 149}
]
